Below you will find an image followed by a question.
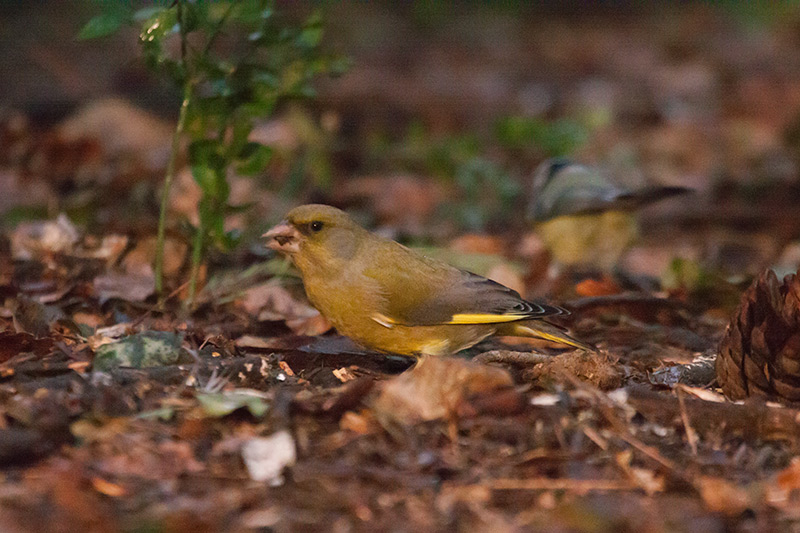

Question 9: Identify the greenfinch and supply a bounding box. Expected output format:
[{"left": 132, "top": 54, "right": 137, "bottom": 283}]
[
  {"left": 264, "top": 204, "right": 591, "bottom": 357},
  {"left": 530, "top": 158, "right": 690, "bottom": 271}
]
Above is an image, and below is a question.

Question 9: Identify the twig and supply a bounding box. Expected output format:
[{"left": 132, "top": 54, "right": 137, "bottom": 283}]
[
  {"left": 676, "top": 385, "right": 699, "bottom": 456},
  {"left": 561, "top": 373, "right": 687, "bottom": 480},
  {"left": 473, "top": 350, "right": 551, "bottom": 366},
  {"left": 486, "top": 478, "right": 635, "bottom": 492}
]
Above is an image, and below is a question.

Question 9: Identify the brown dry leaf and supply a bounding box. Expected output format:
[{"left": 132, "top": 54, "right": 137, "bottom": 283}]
[
  {"left": 615, "top": 450, "right": 664, "bottom": 495},
  {"left": 766, "top": 457, "right": 800, "bottom": 509},
  {"left": 486, "top": 262, "right": 526, "bottom": 297},
  {"left": 10, "top": 214, "right": 79, "bottom": 261},
  {"left": 171, "top": 169, "right": 261, "bottom": 231},
  {"left": 12, "top": 296, "right": 65, "bottom": 338},
  {"left": 57, "top": 98, "right": 173, "bottom": 171},
  {"left": 93, "top": 272, "right": 154, "bottom": 303},
  {"left": 47, "top": 461, "right": 119, "bottom": 533},
  {"left": 169, "top": 168, "right": 203, "bottom": 226},
  {"left": 72, "top": 311, "right": 106, "bottom": 330},
  {"left": 696, "top": 476, "right": 751, "bottom": 516},
  {"left": 369, "top": 357, "right": 518, "bottom": 426},
  {"left": 90, "top": 477, "right": 127, "bottom": 498},
  {"left": 575, "top": 276, "right": 622, "bottom": 297},
  {"left": 339, "top": 410, "right": 375, "bottom": 434},
  {"left": 234, "top": 335, "right": 276, "bottom": 350},
  {"left": 286, "top": 313, "right": 332, "bottom": 337},
  {"left": 122, "top": 236, "right": 187, "bottom": 278},
  {"left": 332, "top": 366, "right": 358, "bottom": 383},
  {"left": 241, "top": 284, "right": 331, "bottom": 336},
  {"left": 0, "top": 331, "right": 54, "bottom": 364},
  {"left": 449, "top": 234, "right": 505, "bottom": 256},
  {"left": 0, "top": 169, "right": 54, "bottom": 220},
  {"left": 87, "top": 323, "right": 133, "bottom": 351},
  {"left": 336, "top": 174, "right": 446, "bottom": 233},
  {"left": 74, "top": 234, "right": 129, "bottom": 265}
]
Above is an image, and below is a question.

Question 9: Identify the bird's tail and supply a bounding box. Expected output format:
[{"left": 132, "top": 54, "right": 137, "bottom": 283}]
[{"left": 500, "top": 320, "right": 595, "bottom": 352}]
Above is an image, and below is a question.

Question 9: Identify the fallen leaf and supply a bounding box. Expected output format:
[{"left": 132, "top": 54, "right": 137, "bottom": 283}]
[
  {"left": 339, "top": 410, "right": 374, "bottom": 434},
  {"left": 766, "top": 457, "right": 800, "bottom": 508},
  {"left": 278, "top": 360, "right": 295, "bottom": 376},
  {"left": 370, "top": 357, "right": 518, "bottom": 426},
  {"left": 241, "top": 430, "right": 296, "bottom": 486},
  {"left": 335, "top": 174, "right": 445, "bottom": 233},
  {"left": 196, "top": 389, "right": 271, "bottom": 418},
  {"left": 449, "top": 234, "right": 505, "bottom": 255},
  {"left": 575, "top": 276, "right": 622, "bottom": 297},
  {"left": 74, "top": 234, "right": 129, "bottom": 265},
  {"left": 10, "top": 214, "right": 79, "bottom": 260},
  {"left": 57, "top": 97, "right": 173, "bottom": 171},
  {"left": 122, "top": 236, "right": 187, "bottom": 278},
  {"left": 696, "top": 476, "right": 751, "bottom": 515},
  {"left": 90, "top": 477, "right": 126, "bottom": 498},
  {"left": 12, "top": 295, "right": 65, "bottom": 338},
  {"left": 241, "top": 284, "right": 331, "bottom": 335},
  {"left": 486, "top": 262, "right": 526, "bottom": 296},
  {"left": 93, "top": 331, "right": 190, "bottom": 371},
  {"left": 93, "top": 272, "right": 154, "bottom": 303},
  {"left": 333, "top": 366, "right": 358, "bottom": 383}
]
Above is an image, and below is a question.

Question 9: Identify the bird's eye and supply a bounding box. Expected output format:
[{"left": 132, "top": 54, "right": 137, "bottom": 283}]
[{"left": 310, "top": 221, "right": 323, "bottom": 232}]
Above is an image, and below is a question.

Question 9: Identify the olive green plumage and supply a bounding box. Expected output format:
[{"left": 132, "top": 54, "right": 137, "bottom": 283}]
[{"left": 265, "top": 204, "right": 591, "bottom": 357}]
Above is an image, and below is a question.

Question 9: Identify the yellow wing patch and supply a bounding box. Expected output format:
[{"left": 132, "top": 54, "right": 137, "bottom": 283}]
[
  {"left": 371, "top": 313, "right": 397, "bottom": 328},
  {"left": 446, "top": 313, "right": 530, "bottom": 325},
  {"left": 372, "top": 312, "right": 531, "bottom": 327}
]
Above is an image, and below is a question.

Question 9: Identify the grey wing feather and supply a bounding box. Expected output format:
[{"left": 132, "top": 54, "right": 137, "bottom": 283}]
[
  {"left": 395, "top": 271, "right": 567, "bottom": 326},
  {"left": 529, "top": 158, "right": 691, "bottom": 221}
]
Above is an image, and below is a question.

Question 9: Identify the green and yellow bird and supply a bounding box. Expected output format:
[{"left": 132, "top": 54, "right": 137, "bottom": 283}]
[
  {"left": 264, "top": 204, "right": 591, "bottom": 357},
  {"left": 530, "top": 158, "right": 690, "bottom": 271}
]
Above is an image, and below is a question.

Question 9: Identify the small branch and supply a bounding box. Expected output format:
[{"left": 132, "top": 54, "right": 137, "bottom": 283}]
[
  {"left": 676, "top": 385, "right": 699, "bottom": 456},
  {"left": 486, "top": 477, "right": 636, "bottom": 492},
  {"left": 473, "top": 350, "right": 551, "bottom": 366},
  {"left": 187, "top": 205, "right": 206, "bottom": 309},
  {"left": 155, "top": 0, "right": 192, "bottom": 303}
]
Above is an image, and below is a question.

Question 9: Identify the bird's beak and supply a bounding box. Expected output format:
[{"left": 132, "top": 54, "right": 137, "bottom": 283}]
[{"left": 263, "top": 221, "right": 301, "bottom": 254}]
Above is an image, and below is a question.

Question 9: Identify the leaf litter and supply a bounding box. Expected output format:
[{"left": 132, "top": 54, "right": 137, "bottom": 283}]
[{"left": 4, "top": 4, "right": 800, "bottom": 532}]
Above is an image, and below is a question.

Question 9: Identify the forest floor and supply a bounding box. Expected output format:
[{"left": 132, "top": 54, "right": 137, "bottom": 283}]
[{"left": 3, "top": 3, "right": 800, "bottom": 532}]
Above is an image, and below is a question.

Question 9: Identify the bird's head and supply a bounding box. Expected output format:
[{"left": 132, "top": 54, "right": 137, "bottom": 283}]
[{"left": 263, "top": 204, "right": 366, "bottom": 272}]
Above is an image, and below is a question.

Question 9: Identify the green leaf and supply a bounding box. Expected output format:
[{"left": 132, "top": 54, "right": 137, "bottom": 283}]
[
  {"left": 236, "top": 143, "right": 273, "bottom": 175},
  {"left": 140, "top": 8, "right": 179, "bottom": 44},
  {"left": 196, "top": 390, "right": 270, "bottom": 418},
  {"left": 93, "top": 331, "right": 190, "bottom": 371},
  {"left": 298, "top": 11, "right": 323, "bottom": 48},
  {"left": 78, "top": 10, "right": 130, "bottom": 40},
  {"left": 137, "top": 406, "right": 177, "bottom": 421},
  {"left": 189, "top": 140, "right": 226, "bottom": 195},
  {"left": 192, "top": 164, "right": 220, "bottom": 196}
]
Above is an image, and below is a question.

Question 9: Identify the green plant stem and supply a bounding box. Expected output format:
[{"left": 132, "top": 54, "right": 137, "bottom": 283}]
[
  {"left": 155, "top": 84, "right": 192, "bottom": 303},
  {"left": 187, "top": 203, "right": 205, "bottom": 309},
  {"left": 154, "top": 0, "right": 190, "bottom": 304}
]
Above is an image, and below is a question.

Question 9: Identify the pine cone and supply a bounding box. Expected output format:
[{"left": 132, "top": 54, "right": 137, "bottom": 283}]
[{"left": 716, "top": 269, "right": 800, "bottom": 401}]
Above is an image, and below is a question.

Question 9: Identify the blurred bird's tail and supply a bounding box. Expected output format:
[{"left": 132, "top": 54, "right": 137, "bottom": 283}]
[{"left": 501, "top": 320, "right": 595, "bottom": 352}]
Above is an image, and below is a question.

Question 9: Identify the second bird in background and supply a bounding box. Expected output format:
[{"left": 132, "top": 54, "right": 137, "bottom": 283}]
[{"left": 529, "top": 158, "right": 691, "bottom": 272}]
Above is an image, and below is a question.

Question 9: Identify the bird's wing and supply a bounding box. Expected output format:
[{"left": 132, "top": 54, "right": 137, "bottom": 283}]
[
  {"left": 417, "top": 273, "right": 569, "bottom": 325},
  {"left": 364, "top": 249, "right": 567, "bottom": 327},
  {"left": 530, "top": 159, "right": 692, "bottom": 221}
]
